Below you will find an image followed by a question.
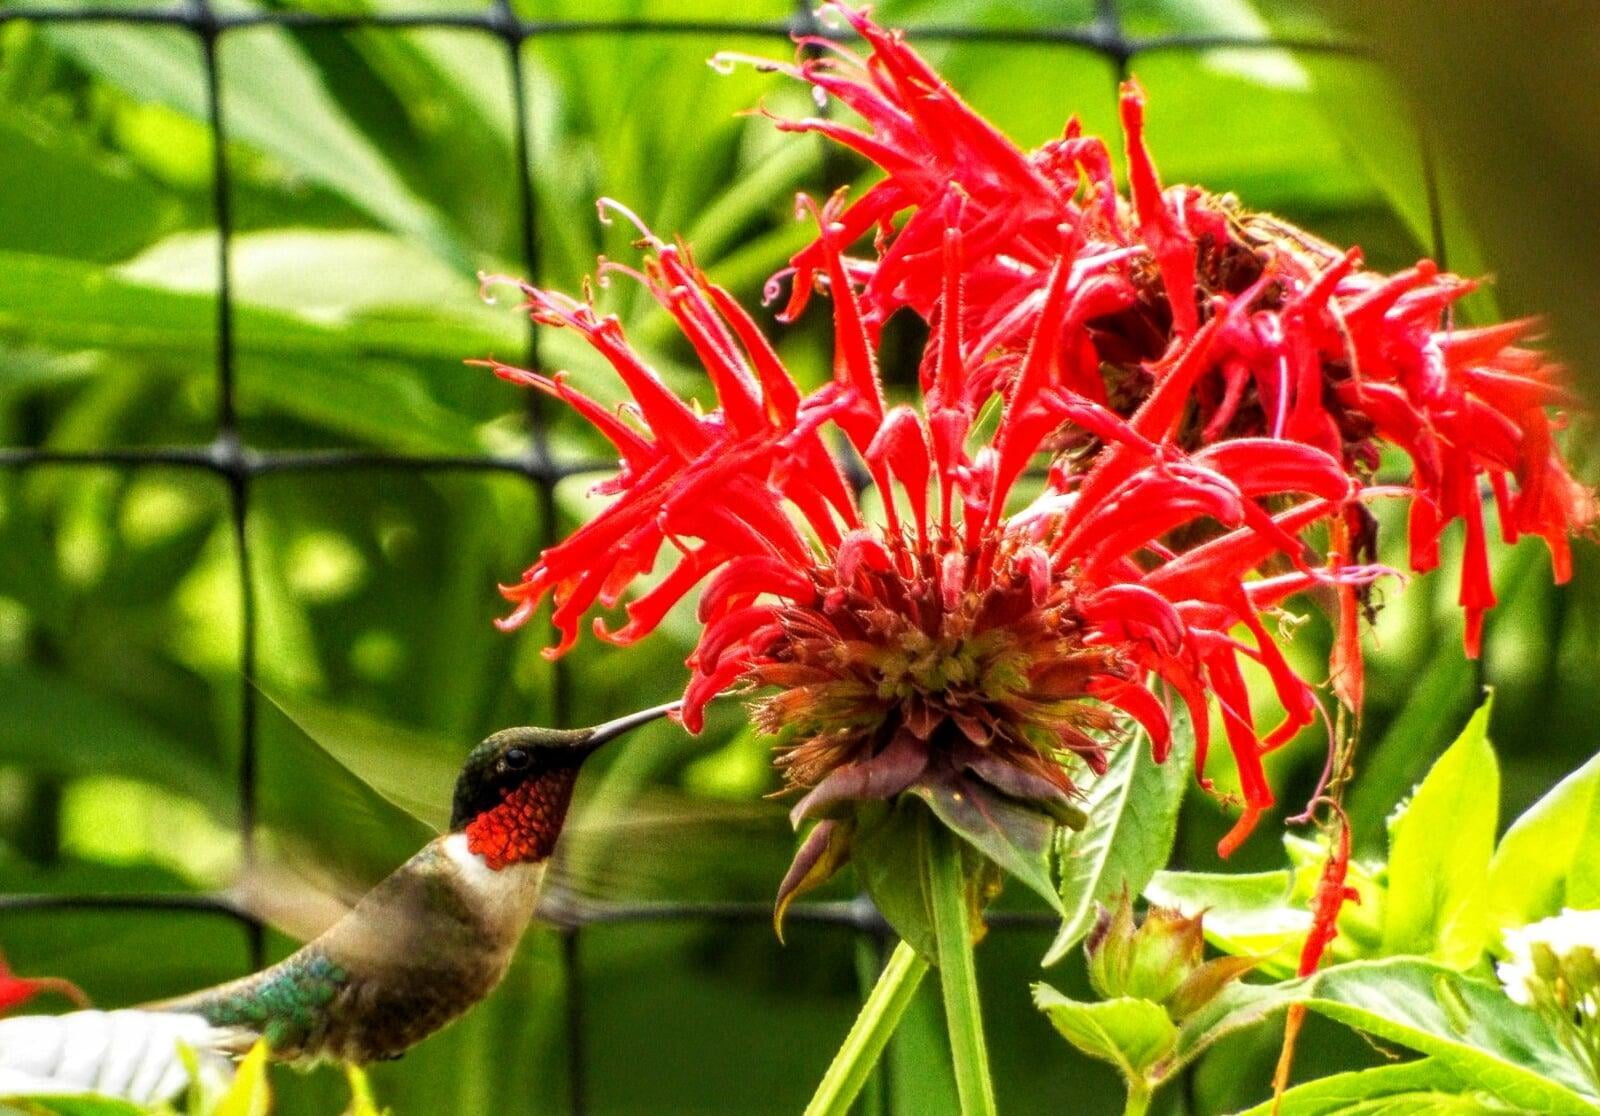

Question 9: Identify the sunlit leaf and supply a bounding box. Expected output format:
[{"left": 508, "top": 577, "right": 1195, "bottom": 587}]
[
  {"left": 26, "top": 1, "right": 469, "bottom": 270},
  {"left": 1032, "top": 987, "right": 1177, "bottom": 1079},
  {"left": 1232, "top": 1058, "right": 1509, "bottom": 1115},
  {"left": 1486, "top": 751, "right": 1600, "bottom": 932},
  {"left": 1178, "top": 959, "right": 1600, "bottom": 1112},
  {"left": 1382, "top": 699, "right": 1498, "bottom": 967},
  {"left": 213, "top": 1041, "right": 271, "bottom": 1116}
]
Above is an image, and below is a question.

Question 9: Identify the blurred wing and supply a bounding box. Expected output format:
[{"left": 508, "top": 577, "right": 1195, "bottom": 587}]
[
  {"left": 252, "top": 681, "right": 456, "bottom": 833},
  {"left": 537, "top": 792, "right": 796, "bottom": 927},
  {"left": 237, "top": 681, "right": 449, "bottom": 942}
]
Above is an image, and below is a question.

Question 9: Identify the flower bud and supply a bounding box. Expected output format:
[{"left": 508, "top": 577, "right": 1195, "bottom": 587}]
[
  {"left": 1531, "top": 941, "right": 1562, "bottom": 983},
  {"left": 1084, "top": 894, "right": 1240, "bottom": 1018}
]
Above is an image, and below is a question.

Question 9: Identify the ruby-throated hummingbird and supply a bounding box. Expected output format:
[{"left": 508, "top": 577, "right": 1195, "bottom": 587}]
[{"left": 0, "top": 701, "right": 679, "bottom": 1103}]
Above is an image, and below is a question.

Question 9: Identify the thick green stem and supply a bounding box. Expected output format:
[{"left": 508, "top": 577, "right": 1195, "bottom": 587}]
[
  {"left": 927, "top": 828, "right": 998, "bottom": 1116},
  {"left": 804, "top": 939, "right": 930, "bottom": 1116},
  {"left": 1122, "top": 1081, "right": 1152, "bottom": 1116}
]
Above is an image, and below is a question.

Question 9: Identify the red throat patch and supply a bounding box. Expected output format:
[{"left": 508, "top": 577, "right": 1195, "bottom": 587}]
[{"left": 464, "top": 769, "right": 579, "bottom": 870}]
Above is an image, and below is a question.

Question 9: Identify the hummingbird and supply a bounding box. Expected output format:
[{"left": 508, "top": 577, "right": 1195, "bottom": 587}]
[{"left": 0, "top": 701, "right": 679, "bottom": 1104}]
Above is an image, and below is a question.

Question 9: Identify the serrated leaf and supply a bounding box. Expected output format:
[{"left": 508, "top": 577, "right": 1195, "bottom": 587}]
[
  {"left": 1486, "top": 750, "right": 1600, "bottom": 932},
  {"left": 1032, "top": 987, "right": 1177, "bottom": 1079},
  {"left": 1231, "top": 1058, "right": 1510, "bottom": 1115},
  {"left": 1382, "top": 699, "right": 1498, "bottom": 967},
  {"left": 1046, "top": 722, "right": 1195, "bottom": 965},
  {"left": 1177, "top": 959, "right": 1600, "bottom": 1113}
]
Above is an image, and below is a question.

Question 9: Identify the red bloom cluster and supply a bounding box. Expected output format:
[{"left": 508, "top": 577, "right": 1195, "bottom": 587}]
[
  {"left": 751, "top": 5, "right": 1593, "bottom": 665},
  {"left": 484, "top": 197, "right": 1384, "bottom": 857}
]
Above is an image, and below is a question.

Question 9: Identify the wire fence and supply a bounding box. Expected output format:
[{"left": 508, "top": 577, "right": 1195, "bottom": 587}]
[{"left": 0, "top": 1, "right": 1441, "bottom": 1111}]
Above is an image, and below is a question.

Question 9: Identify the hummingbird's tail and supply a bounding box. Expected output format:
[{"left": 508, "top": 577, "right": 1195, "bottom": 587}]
[{"left": 0, "top": 1008, "right": 251, "bottom": 1103}]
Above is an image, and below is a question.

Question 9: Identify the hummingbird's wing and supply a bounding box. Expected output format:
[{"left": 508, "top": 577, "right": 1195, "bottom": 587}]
[
  {"left": 535, "top": 794, "right": 794, "bottom": 927},
  {"left": 252, "top": 681, "right": 453, "bottom": 833},
  {"left": 234, "top": 681, "right": 447, "bottom": 943}
]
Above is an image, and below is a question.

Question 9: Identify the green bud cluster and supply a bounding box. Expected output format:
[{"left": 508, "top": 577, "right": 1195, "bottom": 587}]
[{"left": 1084, "top": 893, "right": 1256, "bottom": 1022}]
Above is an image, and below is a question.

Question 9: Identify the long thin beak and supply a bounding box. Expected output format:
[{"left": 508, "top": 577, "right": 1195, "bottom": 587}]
[
  {"left": 486, "top": 699, "right": 684, "bottom": 758},
  {"left": 584, "top": 699, "right": 683, "bottom": 748}
]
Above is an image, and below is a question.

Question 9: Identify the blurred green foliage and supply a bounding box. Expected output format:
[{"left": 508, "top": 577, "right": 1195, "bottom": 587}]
[{"left": 0, "top": 0, "right": 1593, "bottom": 1113}]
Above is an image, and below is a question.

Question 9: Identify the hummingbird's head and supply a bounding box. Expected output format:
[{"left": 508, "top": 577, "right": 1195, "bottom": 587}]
[{"left": 451, "top": 701, "right": 679, "bottom": 869}]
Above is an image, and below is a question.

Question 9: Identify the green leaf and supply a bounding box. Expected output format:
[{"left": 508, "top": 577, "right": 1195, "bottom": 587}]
[
  {"left": 0, "top": 1098, "right": 150, "bottom": 1115},
  {"left": 0, "top": 250, "right": 503, "bottom": 366},
  {"left": 1487, "top": 751, "right": 1600, "bottom": 931},
  {"left": 0, "top": 664, "right": 231, "bottom": 813},
  {"left": 120, "top": 229, "right": 517, "bottom": 344},
  {"left": 1232, "top": 1058, "right": 1509, "bottom": 1115},
  {"left": 214, "top": 1040, "right": 272, "bottom": 1116},
  {"left": 1046, "top": 723, "right": 1195, "bottom": 965},
  {"left": 1032, "top": 987, "right": 1177, "bottom": 1079},
  {"left": 853, "top": 799, "right": 940, "bottom": 961},
  {"left": 908, "top": 773, "right": 1063, "bottom": 913},
  {"left": 30, "top": 2, "right": 469, "bottom": 270},
  {"left": 0, "top": 251, "right": 493, "bottom": 453},
  {"left": 0, "top": 109, "right": 175, "bottom": 261},
  {"left": 1382, "top": 698, "right": 1499, "bottom": 967},
  {"left": 1144, "top": 871, "right": 1306, "bottom": 976},
  {"left": 1178, "top": 959, "right": 1600, "bottom": 1113}
]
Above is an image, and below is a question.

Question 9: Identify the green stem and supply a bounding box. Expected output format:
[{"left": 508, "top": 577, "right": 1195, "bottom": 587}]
[
  {"left": 1122, "top": 1081, "right": 1152, "bottom": 1116},
  {"left": 804, "top": 939, "right": 930, "bottom": 1116},
  {"left": 927, "top": 827, "right": 998, "bottom": 1116}
]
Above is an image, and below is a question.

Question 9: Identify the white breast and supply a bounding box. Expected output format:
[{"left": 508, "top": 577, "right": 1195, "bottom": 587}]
[
  {"left": 0, "top": 1009, "right": 239, "bottom": 1103},
  {"left": 440, "top": 832, "right": 547, "bottom": 936}
]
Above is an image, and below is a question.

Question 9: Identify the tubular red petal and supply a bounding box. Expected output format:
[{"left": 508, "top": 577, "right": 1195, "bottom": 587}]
[
  {"left": 1192, "top": 439, "right": 1351, "bottom": 502},
  {"left": 698, "top": 555, "right": 818, "bottom": 623},
  {"left": 1119, "top": 80, "right": 1199, "bottom": 340},
  {"left": 1089, "top": 676, "right": 1173, "bottom": 761},
  {"left": 867, "top": 405, "right": 934, "bottom": 545}
]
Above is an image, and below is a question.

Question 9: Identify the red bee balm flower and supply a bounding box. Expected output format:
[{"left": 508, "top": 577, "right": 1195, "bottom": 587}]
[
  {"left": 483, "top": 198, "right": 1383, "bottom": 914},
  {"left": 750, "top": 5, "right": 1594, "bottom": 669}
]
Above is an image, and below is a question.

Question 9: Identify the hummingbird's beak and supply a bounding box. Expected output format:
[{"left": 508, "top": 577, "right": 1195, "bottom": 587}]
[
  {"left": 581, "top": 699, "right": 683, "bottom": 750},
  {"left": 484, "top": 699, "right": 684, "bottom": 759}
]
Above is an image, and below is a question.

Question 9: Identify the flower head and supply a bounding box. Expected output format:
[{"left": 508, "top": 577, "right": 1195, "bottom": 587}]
[
  {"left": 483, "top": 191, "right": 1382, "bottom": 910},
  {"left": 752, "top": 4, "right": 1594, "bottom": 670}
]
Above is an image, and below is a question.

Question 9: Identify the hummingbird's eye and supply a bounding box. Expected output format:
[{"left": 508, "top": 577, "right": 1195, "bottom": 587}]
[{"left": 502, "top": 747, "right": 532, "bottom": 772}]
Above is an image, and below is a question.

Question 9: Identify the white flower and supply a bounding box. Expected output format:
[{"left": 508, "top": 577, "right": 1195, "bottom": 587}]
[{"left": 1498, "top": 908, "right": 1600, "bottom": 1009}]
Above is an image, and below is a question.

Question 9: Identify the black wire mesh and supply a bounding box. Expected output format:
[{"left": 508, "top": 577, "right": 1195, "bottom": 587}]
[{"left": 0, "top": 3, "right": 1445, "bottom": 1111}]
